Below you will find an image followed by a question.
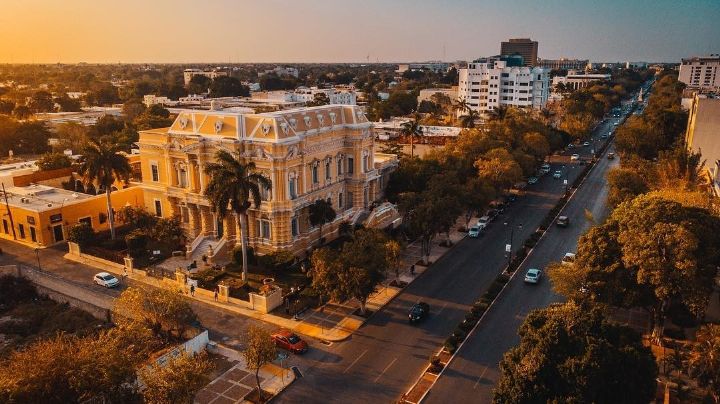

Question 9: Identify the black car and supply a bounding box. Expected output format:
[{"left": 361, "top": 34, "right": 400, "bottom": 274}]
[{"left": 409, "top": 302, "right": 430, "bottom": 323}]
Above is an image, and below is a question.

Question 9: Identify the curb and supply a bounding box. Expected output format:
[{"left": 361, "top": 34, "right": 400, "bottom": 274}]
[{"left": 405, "top": 138, "right": 613, "bottom": 404}]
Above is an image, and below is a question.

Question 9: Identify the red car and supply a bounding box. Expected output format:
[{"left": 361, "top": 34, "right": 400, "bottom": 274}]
[{"left": 271, "top": 329, "right": 308, "bottom": 354}]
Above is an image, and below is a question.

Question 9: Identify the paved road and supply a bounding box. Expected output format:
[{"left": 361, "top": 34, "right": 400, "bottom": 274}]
[
  {"left": 424, "top": 88, "right": 651, "bottom": 404},
  {"left": 275, "top": 110, "right": 627, "bottom": 403}
]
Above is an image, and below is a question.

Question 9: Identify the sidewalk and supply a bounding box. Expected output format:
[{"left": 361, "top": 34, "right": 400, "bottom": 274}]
[
  {"left": 61, "top": 215, "right": 474, "bottom": 343},
  {"left": 197, "top": 343, "right": 295, "bottom": 404}
]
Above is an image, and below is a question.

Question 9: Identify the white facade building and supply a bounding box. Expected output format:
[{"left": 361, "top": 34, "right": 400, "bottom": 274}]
[
  {"left": 253, "top": 87, "right": 357, "bottom": 105},
  {"left": 418, "top": 87, "right": 459, "bottom": 103},
  {"left": 679, "top": 55, "right": 720, "bottom": 91},
  {"left": 143, "top": 94, "right": 174, "bottom": 107},
  {"left": 457, "top": 60, "right": 549, "bottom": 114},
  {"left": 261, "top": 66, "right": 300, "bottom": 78},
  {"left": 552, "top": 71, "right": 612, "bottom": 90},
  {"left": 397, "top": 62, "right": 451, "bottom": 74}
]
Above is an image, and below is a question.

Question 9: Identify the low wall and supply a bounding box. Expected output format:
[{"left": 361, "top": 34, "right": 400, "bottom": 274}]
[
  {"left": 154, "top": 330, "right": 210, "bottom": 366},
  {"left": 0, "top": 265, "right": 112, "bottom": 321},
  {"left": 249, "top": 287, "right": 283, "bottom": 313}
]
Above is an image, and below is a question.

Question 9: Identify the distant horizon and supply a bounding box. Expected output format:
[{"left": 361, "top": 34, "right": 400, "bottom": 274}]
[{"left": 0, "top": 0, "right": 718, "bottom": 64}]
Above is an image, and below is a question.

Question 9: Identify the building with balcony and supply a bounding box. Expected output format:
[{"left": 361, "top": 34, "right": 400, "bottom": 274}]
[
  {"left": 685, "top": 94, "right": 720, "bottom": 196},
  {"left": 537, "top": 58, "right": 589, "bottom": 71},
  {"left": 136, "top": 104, "right": 397, "bottom": 258},
  {"left": 679, "top": 55, "right": 720, "bottom": 91},
  {"left": 552, "top": 71, "right": 612, "bottom": 90},
  {"left": 457, "top": 60, "right": 549, "bottom": 114}
]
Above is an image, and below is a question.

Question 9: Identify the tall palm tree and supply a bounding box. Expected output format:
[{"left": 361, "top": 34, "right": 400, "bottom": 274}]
[
  {"left": 400, "top": 114, "right": 423, "bottom": 158},
  {"left": 204, "top": 150, "right": 271, "bottom": 282},
  {"left": 455, "top": 98, "right": 470, "bottom": 115},
  {"left": 460, "top": 109, "right": 479, "bottom": 129},
  {"left": 78, "top": 137, "right": 131, "bottom": 240},
  {"left": 488, "top": 105, "right": 510, "bottom": 121}
]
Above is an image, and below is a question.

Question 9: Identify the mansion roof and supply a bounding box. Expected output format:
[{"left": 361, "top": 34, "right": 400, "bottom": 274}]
[{"left": 163, "top": 105, "right": 370, "bottom": 144}]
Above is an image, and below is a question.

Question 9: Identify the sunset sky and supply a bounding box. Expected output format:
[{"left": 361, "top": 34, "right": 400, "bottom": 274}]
[{"left": 0, "top": 0, "right": 718, "bottom": 64}]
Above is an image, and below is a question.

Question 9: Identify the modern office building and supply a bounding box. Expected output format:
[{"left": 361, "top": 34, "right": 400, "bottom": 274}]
[
  {"left": 500, "top": 38, "right": 538, "bottom": 67},
  {"left": 679, "top": 55, "right": 720, "bottom": 91},
  {"left": 537, "top": 58, "right": 589, "bottom": 71},
  {"left": 136, "top": 104, "right": 397, "bottom": 257},
  {"left": 457, "top": 60, "right": 549, "bottom": 114},
  {"left": 685, "top": 94, "right": 720, "bottom": 195}
]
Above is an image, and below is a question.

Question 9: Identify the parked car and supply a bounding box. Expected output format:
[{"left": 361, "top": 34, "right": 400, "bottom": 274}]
[
  {"left": 553, "top": 170, "right": 562, "bottom": 179},
  {"left": 607, "top": 152, "right": 615, "bottom": 160},
  {"left": 489, "top": 201, "right": 506, "bottom": 213},
  {"left": 94, "top": 272, "right": 119, "bottom": 288},
  {"left": 556, "top": 216, "right": 570, "bottom": 227},
  {"left": 477, "top": 216, "right": 491, "bottom": 230},
  {"left": 561, "top": 252, "right": 576, "bottom": 265},
  {"left": 527, "top": 176, "right": 538, "bottom": 185},
  {"left": 524, "top": 268, "right": 542, "bottom": 284},
  {"left": 600, "top": 134, "right": 608, "bottom": 139},
  {"left": 468, "top": 226, "right": 481, "bottom": 238},
  {"left": 583, "top": 141, "right": 590, "bottom": 147},
  {"left": 567, "top": 143, "right": 575, "bottom": 149},
  {"left": 409, "top": 302, "right": 430, "bottom": 323},
  {"left": 271, "top": 329, "right": 308, "bottom": 354},
  {"left": 570, "top": 154, "right": 580, "bottom": 161},
  {"left": 539, "top": 163, "right": 551, "bottom": 175},
  {"left": 485, "top": 209, "right": 499, "bottom": 221}
]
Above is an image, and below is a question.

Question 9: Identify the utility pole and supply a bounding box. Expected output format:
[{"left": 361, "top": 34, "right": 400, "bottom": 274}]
[{"left": 2, "top": 183, "right": 17, "bottom": 240}]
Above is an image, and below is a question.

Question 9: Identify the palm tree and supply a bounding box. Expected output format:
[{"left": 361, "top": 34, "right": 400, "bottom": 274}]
[
  {"left": 460, "top": 109, "right": 479, "bottom": 129},
  {"left": 689, "top": 324, "right": 720, "bottom": 402},
  {"left": 204, "top": 150, "right": 271, "bottom": 282},
  {"left": 400, "top": 114, "right": 423, "bottom": 158},
  {"left": 455, "top": 98, "right": 470, "bottom": 115},
  {"left": 78, "top": 137, "right": 132, "bottom": 240},
  {"left": 308, "top": 199, "right": 336, "bottom": 245},
  {"left": 488, "top": 105, "right": 510, "bottom": 121}
]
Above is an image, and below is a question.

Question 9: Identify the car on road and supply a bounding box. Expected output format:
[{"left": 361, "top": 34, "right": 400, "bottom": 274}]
[
  {"left": 600, "top": 134, "right": 608, "bottom": 139},
  {"left": 93, "top": 272, "right": 119, "bottom": 288},
  {"left": 570, "top": 154, "right": 580, "bottom": 161},
  {"left": 607, "top": 152, "right": 615, "bottom": 160},
  {"left": 556, "top": 215, "right": 570, "bottom": 227},
  {"left": 468, "top": 226, "right": 481, "bottom": 238},
  {"left": 540, "top": 163, "right": 551, "bottom": 174},
  {"left": 553, "top": 170, "right": 562, "bottom": 179},
  {"left": 561, "top": 252, "right": 576, "bottom": 265},
  {"left": 524, "top": 268, "right": 542, "bottom": 284},
  {"left": 567, "top": 143, "right": 574, "bottom": 149},
  {"left": 477, "top": 216, "right": 491, "bottom": 230},
  {"left": 272, "top": 329, "right": 308, "bottom": 354},
  {"left": 485, "top": 209, "right": 499, "bottom": 221},
  {"left": 527, "top": 176, "right": 538, "bottom": 185},
  {"left": 409, "top": 302, "right": 430, "bottom": 323},
  {"left": 582, "top": 141, "right": 590, "bottom": 147}
]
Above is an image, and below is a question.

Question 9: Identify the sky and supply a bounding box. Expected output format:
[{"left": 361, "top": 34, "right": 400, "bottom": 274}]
[{"left": 0, "top": 0, "right": 718, "bottom": 64}]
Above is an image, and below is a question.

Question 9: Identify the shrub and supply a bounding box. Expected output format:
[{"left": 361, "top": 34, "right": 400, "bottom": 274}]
[
  {"left": 36, "top": 152, "right": 72, "bottom": 171},
  {"left": 67, "top": 223, "right": 94, "bottom": 247},
  {"left": 257, "top": 250, "right": 296, "bottom": 271},
  {"left": 0, "top": 275, "right": 37, "bottom": 306},
  {"left": 232, "top": 245, "right": 255, "bottom": 266},
  {"left": 125, "top": 230, "right": 149, "bottom": 257},
  {"left": 472, "top": 302, "right": 489, "bottom": 316},
  {"left": 428, "top": 355, "right": 443, "bottom": 373},
  {"left": 453, "top": 328, "right": 466, "bottom": 342},
  {"left": 444, "top": 336, "right": 458, "bottom": 353},
  {"left": 486, "top": 280, "right": 505, "bottom": 298},
  {"left": 496, "top": 273, "right": 510, "bottom": 284}
]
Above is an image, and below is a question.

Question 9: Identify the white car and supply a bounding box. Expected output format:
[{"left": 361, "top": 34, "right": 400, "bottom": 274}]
[
  {"left": 524, "top": 268, "right": 542, "bottom": 284},
  {"left": 477, "top": 216, "right": 491, "bottom": 230},
  {"left": 561, "top": 253, "right": 576, "bottom": 266},
  {"left": 570, "top": 154, "right": 580, "bottom": 161},
  {"left": 94, "top": 272, "right": 119, "bottom": 288},
  {"left": 468, "top": 226, "right": 481, "bottom": 238},
  {"left": 553, "top": 170, "right": 562, "bottom": 179},
  {"left": 527, "top": 177, "right": 538, "bottom": 185},
  {"left": 582, "top": 141, "right": 590, "bottom": 147}
]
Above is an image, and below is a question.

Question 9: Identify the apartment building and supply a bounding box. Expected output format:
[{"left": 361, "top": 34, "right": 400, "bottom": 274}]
[
  {"left": 136, "top": 104, "right": 397, "bottom": 257},
  {"left": 552, "top": 71, "right": 612, "bottom": 90},
  {"left": 457, "top": 60, "right": 549, "bottom": 114},
  {"left": 537, "top": 58, "right": 589, "bottom": 71},
  {"left": 679, "top": 55, "right": 720, "bottom": 91},
  {"left": 183, "top": 69, "right": 229, "bottom": 86},
  {"left": 500, "top": 38, "right": 538, "bottom": 67}
]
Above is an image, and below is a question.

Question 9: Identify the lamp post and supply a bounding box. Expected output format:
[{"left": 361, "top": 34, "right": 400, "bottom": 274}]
[
  {"left": 34, "top": 248, "right": 42, "bottom": 271},
  {"left": 504, "top": 221, "right": 523, "bottom": 270}
]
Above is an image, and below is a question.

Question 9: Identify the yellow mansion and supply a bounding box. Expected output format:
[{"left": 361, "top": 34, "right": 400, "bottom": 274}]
[{"left": 137, "top": 104, "right": 397, "bottom": 258}]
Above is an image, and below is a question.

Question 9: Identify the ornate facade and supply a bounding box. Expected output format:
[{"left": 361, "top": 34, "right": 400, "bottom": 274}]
[{"left": 136, "top": 105, "right": 397, "bottom": 257}]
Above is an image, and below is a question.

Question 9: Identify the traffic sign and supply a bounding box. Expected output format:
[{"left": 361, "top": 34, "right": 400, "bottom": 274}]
[
  {"left": 563, "top": 179, "right": 568, "bottom": 185},
  {"left": 505, "top": 244, "right": 511, "bottom": 253}
]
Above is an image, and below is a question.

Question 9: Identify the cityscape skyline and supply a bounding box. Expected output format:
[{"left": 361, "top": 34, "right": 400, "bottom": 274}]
[{"left": 0, "top": 0, "right": 718, "bottom": 64}]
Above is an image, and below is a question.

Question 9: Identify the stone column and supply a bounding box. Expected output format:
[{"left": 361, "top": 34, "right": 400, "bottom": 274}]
[
  {"left": 187, "top": 204, "right": 199, "bottom": 239},
  {"left": 200, "top": 206, "right": 214, "bottom": 238},
  {"left": 188, "top": 159, "right": 198, "bottom": 193},
  {"left": 224, "top": 215, "right": 237, "bottom": 243}
]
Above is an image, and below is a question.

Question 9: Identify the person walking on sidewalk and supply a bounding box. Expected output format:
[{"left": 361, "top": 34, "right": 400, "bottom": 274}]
[
  {"left": 410, "top": 264, "right": 415, "bottom": 275},
  {"left": 213, "top": 288, "right": 218, "bottom": 301},
  {"left": 190, "top": 284, "right": 195, "bottom": 297}
]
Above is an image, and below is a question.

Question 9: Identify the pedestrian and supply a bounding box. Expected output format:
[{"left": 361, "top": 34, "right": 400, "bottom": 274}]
[
  {"left": 214, "top": 288, "right": 218, "bottom": 301},
  {"left": 190, "top": 284, "right": 195, "bottom": 297},
  {"left": 410, "top": 264, "right": 415, "bottom": 275},
  {"left": 122, "top": 266, "right": 129, "bottom": 280}
]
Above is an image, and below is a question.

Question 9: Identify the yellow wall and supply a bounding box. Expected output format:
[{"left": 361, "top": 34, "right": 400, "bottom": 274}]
[{"left": 0, "top": 187, "right": 144, "bottom": 247}]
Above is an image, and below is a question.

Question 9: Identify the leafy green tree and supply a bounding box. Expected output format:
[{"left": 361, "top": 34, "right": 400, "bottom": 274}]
[
  {"left": 139, "top": 351, "right": 213, "bottom": 404},
  {"left": 134, "top": 104, "right": 173, "bottom": 130},
  {"left": 689, "top": 324, "right": 720, "bottom": 402},
  {"left": 54, "top": 121, "right": 89, "bottom": 151},
  {"left": 28, "top": 90, "right": 55, "bottom": 113},
  {"left": 460, "top": 108, "right": 479, "bottom": 128},
  {"left": 187, "top": 75, "right": 212, "bottom": 95},
  {"left": 13, "top": 121, "right": 51, "bottom": 154},
  {"left": 306, "top": 92, "right": 330, "bottom": 106},
  {"left": 77, "top": 137, "right": 132, "bottom": 239},
  {"left": 308, "top": 199, "right": 336, "bottom": 244},
  {"left": 0, "top": 99, "right": 15, "bottom": 115},
  {"left": 474, "top": 148, "right": 523, "bottom": 191},
  {"left": 607, "top": 167, "right": 649, "bottom": 207},
  {"left": 494, "top": 302, "right": 657, "bottom": 404},
  {"left": 243, "top": 325, "right": 277, "bottom": 403},
  {"left": 36, "top": 152, "right": 72, "bottom": 171},
  {"left": 113, "top": 287, "right": 198, "bottom": 343},
  {"left": 204, "top": 150, "right": 271, "bottom": 282},
  {"left": 53, "top": 94, "right": 82, "bottom": 112},
  {"left": 209, "top": 76, "right": 250, "bottom": 98},
  {"left": 400, "top": 114, "right": 423, "bottom": 158},
  {"left": 12, "top": 105, "right": 31, "bottom": 120}
]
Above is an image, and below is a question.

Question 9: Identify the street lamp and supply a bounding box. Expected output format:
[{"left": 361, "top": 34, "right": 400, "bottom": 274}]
[
  {"left": 504, "top": 221, "right": 523, "bottom": 270},
  {"left": 34, "top": 248, "right": 42, "bottom": 271}
]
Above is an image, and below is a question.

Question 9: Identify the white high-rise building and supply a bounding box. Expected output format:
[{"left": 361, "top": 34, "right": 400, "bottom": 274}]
[
  {"left": 457, "top": 60, "right": 549, "bottom": 114},
  {"left": 679, "top": 55, "right": 720, "bottom": 91}
]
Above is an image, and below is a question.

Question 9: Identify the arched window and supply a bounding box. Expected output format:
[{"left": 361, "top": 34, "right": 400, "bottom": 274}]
[{"left": 288, "top": 171, "right": 297, "bottom": 200}]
